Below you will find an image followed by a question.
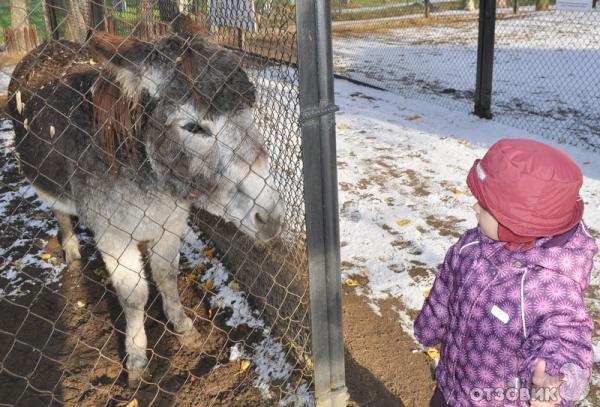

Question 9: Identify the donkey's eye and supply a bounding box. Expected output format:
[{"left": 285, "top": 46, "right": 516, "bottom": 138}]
[{"left": 181, "top": 122, "right": 208, "bottom": 135}]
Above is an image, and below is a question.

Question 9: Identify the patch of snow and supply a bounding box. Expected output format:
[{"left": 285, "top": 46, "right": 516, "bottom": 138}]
[
  {"left": 333, "top": 9, "right": 600, "bottom": 150},
  {"left": 181, "top": 228, "right": 312, "bottom": 404}
]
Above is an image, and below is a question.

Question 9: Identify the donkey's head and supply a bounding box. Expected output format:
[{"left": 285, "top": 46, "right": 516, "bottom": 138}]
[{"left": 88, "top": 31, "right": 284, "bottom": 241}]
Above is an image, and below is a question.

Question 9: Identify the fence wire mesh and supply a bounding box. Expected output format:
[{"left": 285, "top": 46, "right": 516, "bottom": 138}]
[
  {"left": 0, "top": 1, "right": 314, "bottom": 405},
  {"left": 329, "top": 0, "right": 600, "bottom": 151}
]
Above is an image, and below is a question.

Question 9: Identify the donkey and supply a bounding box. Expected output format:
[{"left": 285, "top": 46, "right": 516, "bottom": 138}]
[{"left": 8, "top": 30, "right": 284, "bottom": 385}]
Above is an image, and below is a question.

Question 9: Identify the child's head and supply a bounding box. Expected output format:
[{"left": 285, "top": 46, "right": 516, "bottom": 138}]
[{"left": 466, "top": 139, "right": 584, "bottom": 244}]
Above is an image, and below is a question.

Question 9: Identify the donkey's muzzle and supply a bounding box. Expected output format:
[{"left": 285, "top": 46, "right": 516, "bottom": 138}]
[{"left": 254, "top": 208, "right": 284, "bottom": 241}]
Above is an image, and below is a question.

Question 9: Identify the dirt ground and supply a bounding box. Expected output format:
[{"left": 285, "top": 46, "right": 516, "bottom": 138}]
[
  {"left": 0, "top": 235, "right": 268, "bottom": 406},
  {"left": 344, "top": 288, "right": 435, "bottom": 407},
  {"left": 0, "top": 253, "right": 434, "bottom": 407}
]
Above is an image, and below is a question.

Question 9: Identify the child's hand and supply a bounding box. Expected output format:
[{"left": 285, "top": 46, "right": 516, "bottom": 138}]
[{"left": 530, "top": 359, "right": 564, "bottom": 406}]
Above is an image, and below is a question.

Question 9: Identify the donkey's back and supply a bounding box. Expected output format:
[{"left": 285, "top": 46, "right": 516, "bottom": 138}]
[{"left": 9, "top": 40, "right": 109, "bottom": 204}]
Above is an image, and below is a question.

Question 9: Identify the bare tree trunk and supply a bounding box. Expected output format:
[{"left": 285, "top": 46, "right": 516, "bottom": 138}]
[
  {"left": 536, "top": 0, "right": 549, "bottom": 10},
  {"left": 64, "top": 0, "right": 89, "bottom": 42},
  {"left": 10, "top": 0, "right": 28, "bottom": 29},
  {"left": 158, "top": 0, "right": 179, "bottom": 22},
  {"left": 136, "top": 0, "right": 154, "bottom": 40},
  {"left": 463, "top": 0, "right": 476, "bottom": 10}
]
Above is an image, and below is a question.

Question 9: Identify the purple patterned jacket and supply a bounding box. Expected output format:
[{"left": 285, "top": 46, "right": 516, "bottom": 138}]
[{"left": 414, "top": 223, "right": 597, "bottom": 407}]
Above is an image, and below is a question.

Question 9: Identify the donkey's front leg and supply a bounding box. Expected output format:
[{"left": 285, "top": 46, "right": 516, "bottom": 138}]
[
  {"left": 149, "top": 235, "right": 202, "bottom": 350},
  {"left": 96, "top": 229, "right": 149, "bottom": 387}
]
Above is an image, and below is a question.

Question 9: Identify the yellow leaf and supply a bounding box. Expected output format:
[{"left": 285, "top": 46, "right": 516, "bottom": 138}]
[
  {"left": 202, "top": 279, "right": 214, "bottom": 291},
  {"left": 345, "top": 278, "right": 359, "bottom": 287},
  {"left": 40, "top": 253, "right": 52, "bottom": 260},
  {"left": 452, "top": 188, "right": 464, "bottom": 195},
  {"left": 183, "top": 274, "right": 196, "bottom": 286},
  {"left": 459, "top": 139, "right": 468, "bottom": 145},
  {"left": 203, "top": 248, "right": 216, "bottom": 260},
  {"left": 423, "top": 289, "right": 431, "bottom": 298},
  {"left": 396, "top": 219, "right": 411, "bottom": 227},
  {"left": 406, "top": 114, "right": 422, "bottom": 121},
  {"left": 360, "top": 269, "right": 369, "bottom": 277},
  {"left": 426, "top": 347, "right": 440, "bottom": 360},
  {"left": 558, "top": 137, "right": 566, "bottom": 144},
  {"left": 194, "top": 264, "right": 206, "bottom": 274},
  {"left": 338, "top": 123, "right": 349, "bottom": 130},
  {"left": 240, "top": 360, "right": 251, "bottom": 373},
  {"left": 126, "top": 399, "right": 139, "bottom": 407},
  {"left": 232, "top": 282, "right": 240, "bottom": 291}
]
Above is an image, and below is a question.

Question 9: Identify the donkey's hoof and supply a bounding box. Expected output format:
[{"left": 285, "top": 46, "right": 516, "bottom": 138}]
[
  {"left": 127, "top": 370, "right": 143, "bottom": 388},
  {"left": 177, "top": 327, "right": 203, "bottom": 351},
  {"left": 67, "top": 259, "right": 83, "bottom": 273}
]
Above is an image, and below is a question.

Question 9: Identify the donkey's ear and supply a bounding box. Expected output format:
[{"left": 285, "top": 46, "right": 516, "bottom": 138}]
[
  {"left": 86, "top": 31, "right": 155, "bottom": 98},
  {"left": 87, "top": 31, "right": 153, "bottom": 68},
  {"left": 170, "top": 14, "right": 210, "bottom": 38}
]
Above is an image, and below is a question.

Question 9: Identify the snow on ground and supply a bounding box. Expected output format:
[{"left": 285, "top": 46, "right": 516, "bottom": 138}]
[
  {"left": 333, "top": 77, "right": 600, "bottom": 401},
  {"left": 333, "top": 9, "right": 600, "bottom": 150}
]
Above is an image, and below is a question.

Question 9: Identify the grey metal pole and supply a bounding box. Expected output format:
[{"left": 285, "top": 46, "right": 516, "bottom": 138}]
[
  {"left": 296, "top": 0, "right": 347, "bottom": 404},
  {"left": 474, "top": 0, "right": 496, "bottom": 119}
]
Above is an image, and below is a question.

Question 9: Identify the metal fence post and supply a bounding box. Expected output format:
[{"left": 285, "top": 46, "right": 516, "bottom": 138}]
[
  {"left": 295, "top": 0, "right": 347, "bottom": 405},
  {"left": 474, "top": 0, "right": 496, "bottom": 119}
]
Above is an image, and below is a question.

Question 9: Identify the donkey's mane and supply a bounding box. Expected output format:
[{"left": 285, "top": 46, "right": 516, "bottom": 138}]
[{"left": 91, "top": 74, "right": 145, "bottom": 171}]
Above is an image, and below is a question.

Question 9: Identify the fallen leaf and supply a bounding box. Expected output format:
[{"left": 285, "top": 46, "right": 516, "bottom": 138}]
[
  {"left": 40, "top": 253, "right": 52, "bottom": 260},
  {"left": 338, "top": 123, "right": 349, "bottom": 130},
  {"left": 193, "top": 264, "right": 206, "bottom": 274},
  {"left": 183, "top": 274, "right": 195, "bottom": 286},
  {"left": 89, "top": 58, "right": 97, "bottom": 65},
  {"left": 240, "top": 360, "right": 251, "bottom": 373},
  {"left": 345, "top": 278, "right": 359, "bottom": 287},
  {"left": 208, "top": 307, "right": 218, "bottom": 319},
  {"left": 452, "top": 188, "right": 464, "bottom": 195},
  {"left": 126, "top": 399, "right": 139, "bottom": 407},
  {"left": 202, "top": 279, "right": 214, "bottom": 291},
  {"left": 406, "top": 114, "right": 422, "bottom": 121},
  {"left": 203, "top": 248, "right": 216, "bottom": 260},
  {"left": 459, "top": 139, "right": 468, "bottom": 145},
  {"left": 76, "top": 300, "right": 86, "bottom": 308},
  {"left": 396, "top": 219, "right": 411, "bottom": 227},
  {"left": 423, "top": 289, "right": 431, "bottom": 298},
  {"left": 238, "top": 324, "right": 249, "bottom": 334},
  {"left": 558, "top": 137, "right": 566, "bottom": 144},
  {"left": 231, "top": 281, "right": 240, "bottom": 291},
  {"left": 49, "top": 125, "right": 55, "bottom": 139},
  {"left": 426, "top": 347, "right": 440, "bottom": 360}
]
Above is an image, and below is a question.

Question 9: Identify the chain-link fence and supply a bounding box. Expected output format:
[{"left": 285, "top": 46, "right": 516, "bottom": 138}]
[
  {"left": 329, "top": 0, "right": 600, "bottom": 151},
  {"left": 0, "top": 0, "right": 345, "bottom": 405}
]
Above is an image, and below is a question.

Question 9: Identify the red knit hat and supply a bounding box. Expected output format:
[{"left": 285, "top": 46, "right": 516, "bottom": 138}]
[{"left": 467, "top": 139, "right": 584, "bottom": 243}]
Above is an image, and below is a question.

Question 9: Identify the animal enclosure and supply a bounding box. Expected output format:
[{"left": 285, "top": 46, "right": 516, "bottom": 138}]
[{"left": 0, "top": 0, "right": 344, "bottom": 405}]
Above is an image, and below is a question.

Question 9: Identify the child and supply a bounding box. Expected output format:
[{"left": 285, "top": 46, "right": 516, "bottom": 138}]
[{"left": 414, "top": 139, "right": 597, "bottom": 407}]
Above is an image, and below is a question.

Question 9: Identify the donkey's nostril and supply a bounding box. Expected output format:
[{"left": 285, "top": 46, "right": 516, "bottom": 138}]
[{"left": 254, "top": 211, "right": 267, "bottom": 225}]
